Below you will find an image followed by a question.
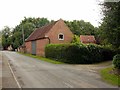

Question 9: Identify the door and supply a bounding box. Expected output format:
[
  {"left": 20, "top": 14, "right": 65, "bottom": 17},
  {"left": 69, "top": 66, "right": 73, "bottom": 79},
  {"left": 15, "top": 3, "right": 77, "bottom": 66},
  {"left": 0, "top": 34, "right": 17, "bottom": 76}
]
[{"left": 31, "top": 41, "right": 36, "bottom": 55}]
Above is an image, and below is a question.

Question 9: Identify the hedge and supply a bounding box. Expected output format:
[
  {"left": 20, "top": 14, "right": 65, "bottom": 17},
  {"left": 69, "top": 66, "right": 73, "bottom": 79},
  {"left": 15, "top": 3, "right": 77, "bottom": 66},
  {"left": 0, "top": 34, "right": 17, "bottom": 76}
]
[
  {"left": 101, "top": 46, "right": 115, "bottom": 61},
  {"left": 113, "top": 54, "right": 120, "bottom": 69},
  {"left": 45, "top": 43, "right": 114, "bottom": 64}
]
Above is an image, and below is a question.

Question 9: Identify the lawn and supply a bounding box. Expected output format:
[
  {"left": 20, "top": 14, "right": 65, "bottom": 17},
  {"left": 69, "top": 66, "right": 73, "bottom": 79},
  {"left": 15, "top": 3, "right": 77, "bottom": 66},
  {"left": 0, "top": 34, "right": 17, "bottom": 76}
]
[
  {"left": 18, "top": 52, "right": 64, "bottom": 64},
  {"left": 100, "top": 67, "right": 120, "bottom": 86}
]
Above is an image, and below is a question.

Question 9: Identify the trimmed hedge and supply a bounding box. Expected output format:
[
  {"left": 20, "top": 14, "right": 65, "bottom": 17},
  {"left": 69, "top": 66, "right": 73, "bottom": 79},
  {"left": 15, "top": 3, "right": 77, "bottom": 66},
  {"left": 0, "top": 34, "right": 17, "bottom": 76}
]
[
  {"left": 101, "top": 46, "right": 115, "bottom": 61},
  {"left": 64, "top": 43, "right": 89, "bottom": 63},
  {"left": 86, "top": 44, "right": 102, "bottom": 63},
  {"left": 113, "top": 54, "right": 120, "bottom": 69},
  {"left": 45, "top": 43, "right": 114, "bottom": 64}
]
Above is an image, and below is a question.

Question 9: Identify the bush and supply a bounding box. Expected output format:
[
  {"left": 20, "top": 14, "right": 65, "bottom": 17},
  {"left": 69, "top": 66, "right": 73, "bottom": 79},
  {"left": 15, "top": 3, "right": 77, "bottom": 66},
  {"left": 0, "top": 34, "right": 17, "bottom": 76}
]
[
  {"left": 113, "top": 54, "right": 120, "bottom": 69},
  {"left": 45, "top": 43, "right": 102, "bottom": 64},
  {"left": 86, "top": 44, "right": 102, "bottom": 63},
  {"left": 45, "top": 43, "right": 114, "bottom": 64},
  {"left": 45, "top": 44, "right": 69, "bottom": 61},
  {"left": 45, "top": 43, "right": 88, "bottom": 63},
  {"left": 101, "top": 46, "right": 115, "bottom": 61},
  {"left": 71, "top": 35, "right": 80, "bottom": 43},
  {"left": 65, "top": 43, "right": 89, "bottom": 63}
]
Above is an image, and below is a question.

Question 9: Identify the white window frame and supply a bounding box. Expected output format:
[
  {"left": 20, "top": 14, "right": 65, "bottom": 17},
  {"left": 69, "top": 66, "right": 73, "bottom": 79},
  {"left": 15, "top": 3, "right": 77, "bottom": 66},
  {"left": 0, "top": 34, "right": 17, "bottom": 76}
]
[{"left": 58, "top": 33, "right": 64, "bottom": 40}]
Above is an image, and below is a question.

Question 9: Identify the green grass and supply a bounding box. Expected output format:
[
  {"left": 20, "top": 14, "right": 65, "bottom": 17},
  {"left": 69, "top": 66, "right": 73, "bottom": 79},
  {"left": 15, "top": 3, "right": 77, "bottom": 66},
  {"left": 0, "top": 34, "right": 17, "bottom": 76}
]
[
  {"left": 100, "top": 67, "right": 120, "bottom": 86},
  {"left": 18, "top": 52, "right": 64, "bottom": 64}
]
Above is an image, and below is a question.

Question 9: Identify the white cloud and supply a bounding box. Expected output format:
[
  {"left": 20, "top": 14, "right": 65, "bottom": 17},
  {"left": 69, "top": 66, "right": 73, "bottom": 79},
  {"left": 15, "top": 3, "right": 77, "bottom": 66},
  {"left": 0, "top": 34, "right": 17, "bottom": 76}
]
[{"left": 0, "top": 0, "right": 103, "bottom": 30}]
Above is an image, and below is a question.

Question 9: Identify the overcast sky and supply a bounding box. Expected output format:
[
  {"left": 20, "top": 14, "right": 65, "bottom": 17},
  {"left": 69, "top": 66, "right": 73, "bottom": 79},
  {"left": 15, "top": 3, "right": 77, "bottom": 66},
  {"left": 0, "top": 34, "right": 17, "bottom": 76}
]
[{"left": 0, "top": 0, "right": 103, "bottom": 30}]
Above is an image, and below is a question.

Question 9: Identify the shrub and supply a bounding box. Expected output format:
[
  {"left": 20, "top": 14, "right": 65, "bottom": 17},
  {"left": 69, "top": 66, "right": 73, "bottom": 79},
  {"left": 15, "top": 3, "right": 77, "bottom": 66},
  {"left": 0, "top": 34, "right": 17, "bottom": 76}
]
[
  {"left": 45, "top": 43, "right": 115, "bottom": 64},
  {"left": 86, "top": 44, "right": 102, "bottom": 63},
  {"left": 45, "top": 44, "right": 69, "bottom": 61},
  {"left": 65, "top": 43, "right": 89, "bottom": 63},
  {"left": 46, "top": 44, "right": 100, "bottom": 64},
  {"left": 71, "top": 35, "right": 80, "bottom": 43},
  {"left": 45, "top": 43, "right": 88, "bottom": 64},
  {"left": 113, "top": 54, "right": 120, "bottom": 69},
  {"left": 101, "top": 46, "right": 115, "bottom": 61}
]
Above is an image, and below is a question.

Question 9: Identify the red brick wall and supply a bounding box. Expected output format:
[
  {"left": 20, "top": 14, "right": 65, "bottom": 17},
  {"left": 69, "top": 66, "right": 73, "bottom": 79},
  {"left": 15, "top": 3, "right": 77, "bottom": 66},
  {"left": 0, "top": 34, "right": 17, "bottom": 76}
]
[
  {"left": 25, "top": 41, "right": 31, "bottom": 54},
  {"left": 35, "top": 20, "right": 73, "bottom": 56},
  {"left": 46, "top": 19, "right": 73, "bottom": 44},
  {"left": 36, "top": 39, "right": 49, "bottom": 56}
]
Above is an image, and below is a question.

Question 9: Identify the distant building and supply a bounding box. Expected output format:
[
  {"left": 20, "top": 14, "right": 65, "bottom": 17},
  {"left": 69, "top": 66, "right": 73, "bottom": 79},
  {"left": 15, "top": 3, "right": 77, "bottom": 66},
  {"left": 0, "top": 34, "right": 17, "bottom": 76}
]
[
  {"left": 80, "top": 35, "right": 96, "bottom": 44},
  {"left": 25, "top": 19, "right": 73, "bottom": 56}
]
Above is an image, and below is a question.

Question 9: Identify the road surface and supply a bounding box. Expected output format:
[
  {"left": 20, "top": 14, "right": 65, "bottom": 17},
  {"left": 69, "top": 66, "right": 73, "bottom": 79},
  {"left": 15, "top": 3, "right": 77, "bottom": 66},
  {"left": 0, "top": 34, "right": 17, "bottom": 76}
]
[
  {"left": 2, "top": 51, "right": 18, "bottom": 88},
  {"left": 1, "top": 51, "right": 118, "bottom": 88}
]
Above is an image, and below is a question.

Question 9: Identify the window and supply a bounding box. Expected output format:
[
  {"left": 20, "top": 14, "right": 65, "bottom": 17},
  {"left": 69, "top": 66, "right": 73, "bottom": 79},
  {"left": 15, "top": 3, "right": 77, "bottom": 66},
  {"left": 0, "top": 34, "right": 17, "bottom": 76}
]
[{"left": 58, "top": 33, "right": 64, "bottom": 40}]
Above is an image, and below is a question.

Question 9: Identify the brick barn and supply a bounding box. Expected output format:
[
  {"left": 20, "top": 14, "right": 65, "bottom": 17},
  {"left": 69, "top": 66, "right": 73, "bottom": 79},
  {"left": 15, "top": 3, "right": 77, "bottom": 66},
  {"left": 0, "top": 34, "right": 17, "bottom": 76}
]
[
  {"left": 25, "top": 19, "right": 73, "bottom": 56},
  {"left": 80, "top": 35, "right": 96, "bottom": 44}
]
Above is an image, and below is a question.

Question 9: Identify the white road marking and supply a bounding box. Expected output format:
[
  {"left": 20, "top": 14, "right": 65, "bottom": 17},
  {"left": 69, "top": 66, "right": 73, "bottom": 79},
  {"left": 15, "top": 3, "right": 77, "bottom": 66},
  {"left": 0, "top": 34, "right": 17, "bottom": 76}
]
[{"left": 7, "top": 60, "right": 22, "bottom": 89}]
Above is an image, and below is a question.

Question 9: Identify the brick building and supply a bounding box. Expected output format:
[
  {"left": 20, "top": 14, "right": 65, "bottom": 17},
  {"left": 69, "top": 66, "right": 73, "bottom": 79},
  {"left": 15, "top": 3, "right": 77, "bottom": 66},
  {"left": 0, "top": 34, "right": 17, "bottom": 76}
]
[
  {"left": 25, "top": 19, "right": 73, "bottom": 56},
  {"left": 80, "top": 35, "right": 96, "bottom": 44}
]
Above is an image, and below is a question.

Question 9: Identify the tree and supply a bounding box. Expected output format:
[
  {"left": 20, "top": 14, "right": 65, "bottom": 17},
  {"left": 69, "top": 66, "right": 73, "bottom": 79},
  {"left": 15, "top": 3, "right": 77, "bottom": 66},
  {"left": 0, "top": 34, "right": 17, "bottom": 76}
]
[
  {"left": 100, "top": 2, "right": 120, "bottom": 48},
  {"left": 11, "top": 17, "right": 50, "bottom": 49},
  {"left": 65, "top": 20, "right": 97, "bottom": 36},
  {"left": 2, "top": 26, "right": 12, "bottom": 50}
]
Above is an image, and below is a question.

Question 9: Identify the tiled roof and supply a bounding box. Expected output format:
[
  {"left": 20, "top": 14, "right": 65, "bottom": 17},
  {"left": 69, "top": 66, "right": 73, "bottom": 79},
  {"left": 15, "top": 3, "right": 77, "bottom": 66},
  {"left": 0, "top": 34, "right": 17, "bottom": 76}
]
[
  {"left": 80, "top": 35, "right": 96, "bottom": 44},
  {"left": 25, "top": 21, "right": 57, "bottom": 42}
]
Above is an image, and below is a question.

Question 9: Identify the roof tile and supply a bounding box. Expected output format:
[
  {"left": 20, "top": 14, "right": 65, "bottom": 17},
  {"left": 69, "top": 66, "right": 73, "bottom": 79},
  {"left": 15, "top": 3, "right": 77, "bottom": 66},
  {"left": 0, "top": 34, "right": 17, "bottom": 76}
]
[
  {"left": 25, "top": 21, "right": 57, "bottom": 41},
  {"left": 80, "top": 35, "right": 96, "bottom": 44}
]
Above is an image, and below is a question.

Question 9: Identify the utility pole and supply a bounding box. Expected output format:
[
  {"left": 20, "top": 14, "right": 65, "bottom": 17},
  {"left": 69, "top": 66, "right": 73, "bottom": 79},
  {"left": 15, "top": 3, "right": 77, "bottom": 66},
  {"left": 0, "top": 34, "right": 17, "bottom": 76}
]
[
  {"left": 22, "top": 25, "right": 25, "bottom": 53},
  {"left": 22, "top": 25, "right": 25, "bottom": 45}
]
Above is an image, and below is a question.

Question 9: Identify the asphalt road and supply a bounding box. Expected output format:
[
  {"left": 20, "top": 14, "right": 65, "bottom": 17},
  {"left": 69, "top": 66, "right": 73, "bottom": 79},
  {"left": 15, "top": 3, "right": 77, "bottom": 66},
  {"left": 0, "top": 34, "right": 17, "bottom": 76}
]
[
  {"left": 2, "top": 51, "right": 118, "bottom": 88},
  {"left": 2, "top": 51, "right": 18, "bottom": 88}
]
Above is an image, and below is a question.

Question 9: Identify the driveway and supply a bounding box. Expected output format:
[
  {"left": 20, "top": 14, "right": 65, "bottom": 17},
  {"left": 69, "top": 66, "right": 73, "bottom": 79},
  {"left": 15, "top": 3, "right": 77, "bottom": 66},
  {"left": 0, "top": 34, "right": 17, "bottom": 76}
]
[{"left": 2, "top": 51, "right": 118, "bottom": 88}]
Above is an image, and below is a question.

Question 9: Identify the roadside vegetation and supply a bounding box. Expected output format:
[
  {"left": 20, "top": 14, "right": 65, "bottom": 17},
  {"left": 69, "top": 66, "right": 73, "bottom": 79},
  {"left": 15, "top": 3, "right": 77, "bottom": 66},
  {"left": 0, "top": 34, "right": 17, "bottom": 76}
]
[
  {"left": 100, "top": 54, "right": 120, "bottom": 86},
  {"left": 45, "top": 43, "right": 115, "bottom": 64},
  {"left": 18, "top": 52, "right": 64, "bottom": 64},
  {"left": 100, "top": 67, "right": 120, "bottom": 86}
]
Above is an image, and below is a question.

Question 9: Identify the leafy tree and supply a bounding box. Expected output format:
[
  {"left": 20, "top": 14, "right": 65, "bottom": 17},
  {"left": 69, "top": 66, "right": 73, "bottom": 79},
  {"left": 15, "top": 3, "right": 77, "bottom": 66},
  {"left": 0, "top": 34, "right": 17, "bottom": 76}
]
[
  {"left": 65, "top": 20, "right": 97, "bottom": 36},
  {"left": 99, "top": 2, "right": 120, "bottom": 48},
  {"left": 2, "top": 26, "right": 12, "bottom": 50},
  {"left": 11, "top": 17, "right": 50, "bottom": 49}
]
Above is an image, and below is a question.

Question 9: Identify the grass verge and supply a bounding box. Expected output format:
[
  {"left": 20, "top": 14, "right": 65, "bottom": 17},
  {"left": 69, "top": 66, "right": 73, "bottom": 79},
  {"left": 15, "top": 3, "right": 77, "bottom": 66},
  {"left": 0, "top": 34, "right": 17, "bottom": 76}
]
[
  {"left": 18, "top": 52, "right": 64, "bottom": 64},
  {"left": 100, "top": 67, "right": 120, "bottom": 86}
]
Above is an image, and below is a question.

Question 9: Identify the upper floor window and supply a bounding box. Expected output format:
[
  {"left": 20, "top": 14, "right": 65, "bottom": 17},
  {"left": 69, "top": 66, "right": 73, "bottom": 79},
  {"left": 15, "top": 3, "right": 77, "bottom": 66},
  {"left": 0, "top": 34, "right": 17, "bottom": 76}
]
[{"left": 58, "top": 33, "right": 64, "bottom": 40}]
